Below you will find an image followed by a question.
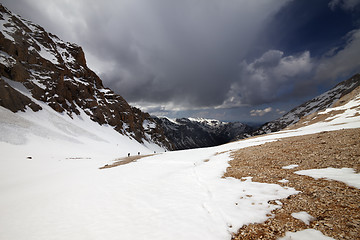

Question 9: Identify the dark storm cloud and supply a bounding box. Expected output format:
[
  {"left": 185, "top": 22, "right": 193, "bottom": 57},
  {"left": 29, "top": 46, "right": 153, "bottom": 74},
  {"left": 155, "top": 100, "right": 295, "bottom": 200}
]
[
  {"left": 2, "top": 0, "right": 290, "bottom": 109},
  {"left": 81, "top": 0, "right": 290, "bottom": 108}
]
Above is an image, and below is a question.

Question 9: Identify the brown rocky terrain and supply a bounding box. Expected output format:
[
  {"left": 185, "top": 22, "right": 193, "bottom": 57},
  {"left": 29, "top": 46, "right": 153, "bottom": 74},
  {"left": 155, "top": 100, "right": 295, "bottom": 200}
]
[{"left": 224, "top": 128, "right": 360, "bottom": 239}]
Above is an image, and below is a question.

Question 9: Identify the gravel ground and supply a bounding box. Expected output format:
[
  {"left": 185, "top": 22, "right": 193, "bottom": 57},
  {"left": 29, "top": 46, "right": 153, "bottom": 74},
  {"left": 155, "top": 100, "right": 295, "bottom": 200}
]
[{"left": 224, "top": 128, "right": 360, "bottom": 240}]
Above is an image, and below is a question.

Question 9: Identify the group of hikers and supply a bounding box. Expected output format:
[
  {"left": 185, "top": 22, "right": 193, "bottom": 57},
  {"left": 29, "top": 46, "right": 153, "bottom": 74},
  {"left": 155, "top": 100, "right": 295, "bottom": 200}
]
[{"left": 127, "top": 151, "right": 158, "bottom": 157}]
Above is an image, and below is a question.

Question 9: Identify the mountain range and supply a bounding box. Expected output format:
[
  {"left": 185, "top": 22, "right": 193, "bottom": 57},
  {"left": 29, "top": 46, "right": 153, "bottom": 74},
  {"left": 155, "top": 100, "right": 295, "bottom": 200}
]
[{"left": 153, "top": 117, "right": 253, "bottom": 150}]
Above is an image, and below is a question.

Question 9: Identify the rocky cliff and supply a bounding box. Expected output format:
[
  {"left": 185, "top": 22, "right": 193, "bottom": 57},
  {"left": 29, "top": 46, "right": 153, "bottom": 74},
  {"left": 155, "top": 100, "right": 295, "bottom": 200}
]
[{"left": 0, "top": 4, "right": 172, "bottom": 149}]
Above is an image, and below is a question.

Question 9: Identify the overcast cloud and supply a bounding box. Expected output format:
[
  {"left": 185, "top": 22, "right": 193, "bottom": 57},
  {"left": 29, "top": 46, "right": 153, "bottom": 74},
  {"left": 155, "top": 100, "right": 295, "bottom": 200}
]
[
  {"left": 329, "top": 0, "right": 360, "bottom": 11},
  {"left": 2, "top": 0, "right": 360, "bottom": 122}
]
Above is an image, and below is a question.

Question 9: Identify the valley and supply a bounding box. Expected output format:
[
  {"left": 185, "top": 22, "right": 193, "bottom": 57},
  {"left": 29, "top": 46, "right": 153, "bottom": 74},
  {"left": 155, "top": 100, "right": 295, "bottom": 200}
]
[{"left": 1, "top": 3, "right": 360, "bottom": 240}]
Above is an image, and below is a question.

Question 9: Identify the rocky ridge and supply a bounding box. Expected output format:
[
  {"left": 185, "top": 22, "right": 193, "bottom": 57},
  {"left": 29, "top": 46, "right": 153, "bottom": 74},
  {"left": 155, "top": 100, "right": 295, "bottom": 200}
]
[
  {"left": 0, "top": 4, "right": 172, "bottom": 149},
  {"left": 254, "top": 74, "right": 360, "bottom": 135}
]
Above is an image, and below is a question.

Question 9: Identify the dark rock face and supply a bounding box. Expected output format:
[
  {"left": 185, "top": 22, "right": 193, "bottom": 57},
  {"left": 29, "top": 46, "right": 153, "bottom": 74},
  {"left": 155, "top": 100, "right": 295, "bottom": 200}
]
[
  {"left": 0, "top": 4, "right": 172, "bottom": 149},
  {"left": 0, "top": 78, "right": 41, "bottom": 112},
  {"left": 254, "top": 74, "right": 360, "bottom": 135},
  {"left": 153, "top": 117, "right": 253, "bottom": 150}
]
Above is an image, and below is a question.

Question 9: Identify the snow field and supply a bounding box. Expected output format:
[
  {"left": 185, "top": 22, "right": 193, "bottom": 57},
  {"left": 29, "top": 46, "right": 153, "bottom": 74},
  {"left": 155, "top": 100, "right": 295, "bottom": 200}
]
[
  {"left": 0, "top": 139, "right": 298, "bottom": 240},
  {"left": 0, "top": 91, "right": 359, "bottom": 239}
]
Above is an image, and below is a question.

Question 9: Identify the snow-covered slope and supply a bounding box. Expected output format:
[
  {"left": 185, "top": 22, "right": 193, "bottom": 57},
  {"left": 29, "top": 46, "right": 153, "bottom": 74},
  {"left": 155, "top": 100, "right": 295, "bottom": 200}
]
[
  {"left": 255, "top": 74, "right": 360, "bottom": 135},
  {"left": 1, "top": 84, "right": 359, "bottom": 240},
  {"left": 0, "top": 4, "right": 171, "bottom": 150},
  {"left": 288, "top": 84, "right": 360, "bottom": 131},
  {"left": 153, "top": 116, "right": 252, "bottom": 150},
  {"left": 187, "top": 117, "right": 226, "bottom": 127},
  {"left": 0, "top": 102, "right": 164, "bottom": 161}
]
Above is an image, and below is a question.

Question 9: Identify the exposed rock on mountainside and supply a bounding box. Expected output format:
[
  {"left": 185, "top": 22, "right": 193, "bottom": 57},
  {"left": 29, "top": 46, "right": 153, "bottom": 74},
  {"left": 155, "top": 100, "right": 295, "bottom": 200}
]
[
  {"left": 0, "top": 77, "right": 42, "bottom": 112},
  {"left": 0, "top": 4, "right": 172, "bottom": 149},
  {"left": 288, "top": 84, "right": 360, "bottom": 130},
  {"left": 153, "top": 117, "right": 253, "bottom": 150},
  {"left": 254, "top": 74, "right": 360, "bottom": 135}
]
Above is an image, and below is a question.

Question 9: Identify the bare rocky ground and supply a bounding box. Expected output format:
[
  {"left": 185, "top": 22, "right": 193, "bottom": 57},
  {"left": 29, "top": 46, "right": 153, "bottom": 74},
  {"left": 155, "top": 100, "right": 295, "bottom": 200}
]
[
  {"left": 224, "top": 128, "right": 360, "bottom": 240},
  {"left": 99, "top": 154, "right": 154, "bottom": 169}
]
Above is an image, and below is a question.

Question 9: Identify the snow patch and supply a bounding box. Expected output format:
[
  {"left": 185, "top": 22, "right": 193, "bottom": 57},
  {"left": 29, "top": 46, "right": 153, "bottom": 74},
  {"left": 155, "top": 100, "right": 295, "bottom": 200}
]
[
  {"left": 56, "top": 44, "right": 76, "bottom": 64},
  {"left": 2, "top": 77, "right": 32, "bottom": 97},
  {"left": 291, "top": 211, "right": 315, "bottom": 225},
  {"left": 37, "top": 44, "right": 59, "bottom": 64},
  {"left": 278, "top": 229, "right": 335, "bottom": 240},
  {"left": 0, "top": 50, "right": 16, "bottom": 67},
  {"left": 0, "top": 14, "right": 15, "bottom": 41},
  {"left": 73, "top": 77, "right": 89, "bottom": 85},
  {"left": 282, "top": 164, "right": 299, "bottom": 169},
  {"left": 159, "top": 116, "right": 180, "bottom": 125},
  {"left": 295, "top": 167, "right": 360, "bottom": 189},
  {"left": 143, "top": 120, "right": 156, "bottom": 130},
  {"left": 278, "top": 179, "right": 289, "bottom": 183},
  {"left": 188, "top": 117, "right": 224, "bottom": 126}
]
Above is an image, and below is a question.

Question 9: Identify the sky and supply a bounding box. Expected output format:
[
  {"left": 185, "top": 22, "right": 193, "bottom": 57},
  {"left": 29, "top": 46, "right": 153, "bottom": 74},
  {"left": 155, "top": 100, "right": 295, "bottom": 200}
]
[{"left": 2, "top": 0, "right": 360, "bottom": 123}]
